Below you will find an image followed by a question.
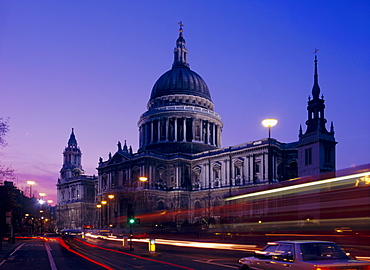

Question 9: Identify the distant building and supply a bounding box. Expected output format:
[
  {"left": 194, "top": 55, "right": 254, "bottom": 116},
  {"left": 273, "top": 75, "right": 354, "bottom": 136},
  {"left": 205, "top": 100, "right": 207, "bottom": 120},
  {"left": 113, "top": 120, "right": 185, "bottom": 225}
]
[
  {"left": 56, "top": 129, "right": 97, "bottom": 231},
  {"left": 95, "top": 25, "right": 336, "bottom": 229},
  {"left": 297, "top": 55, "right": 337, "bottom": 176}
]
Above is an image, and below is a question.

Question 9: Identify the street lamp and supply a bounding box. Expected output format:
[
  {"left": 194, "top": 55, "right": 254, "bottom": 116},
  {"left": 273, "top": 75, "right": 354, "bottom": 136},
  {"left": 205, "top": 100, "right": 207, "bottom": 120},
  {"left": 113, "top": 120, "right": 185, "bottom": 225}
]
[
  {"left": 262, "top": 119, "right": 278, "bottom": 184},
  {"left": 139, "top": 176, "right": 149, "bottom": 211},
  {"left": 262, "top": 119, "right": 278, "bottom": 139},
  {"left": 107, "top": 195, "right": 115, "bottom": 228},
  {"left": 101, "top": 201, "right": 107, "bottom": 227},
  {"left": 96, "top": 204, "right": 102, "bottom": 228},
  {"left": 139, "top": 176, "right": 148, "bottom": 190},
  {"left": 27, "top": 181, "right": 35, "bottom": 198}
]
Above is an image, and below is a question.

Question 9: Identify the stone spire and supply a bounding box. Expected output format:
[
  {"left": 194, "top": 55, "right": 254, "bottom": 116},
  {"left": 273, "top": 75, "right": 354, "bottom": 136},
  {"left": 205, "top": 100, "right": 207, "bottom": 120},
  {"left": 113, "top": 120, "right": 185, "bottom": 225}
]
[
  {"left": 304, "top": 53, "right": 329, "bottom": 134},
  {"left": 173, "top": 21, "right": 189, "bottom": 68},
  {"left": 312, "top": 51, "right": 321, "bottom": 99},
  {"left": 68, "top": 128, "right": 78, "bottom": 148}
]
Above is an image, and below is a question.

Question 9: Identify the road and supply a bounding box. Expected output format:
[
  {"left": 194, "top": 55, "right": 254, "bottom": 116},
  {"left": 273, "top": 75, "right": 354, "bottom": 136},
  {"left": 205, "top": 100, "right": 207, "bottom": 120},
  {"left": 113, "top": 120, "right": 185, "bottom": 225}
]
[
  {"left": 0, "top": 238, "right": 106, "bottom": 270},
  {"left": 0, "top": 236, "right": 253, "bottom": 269}
]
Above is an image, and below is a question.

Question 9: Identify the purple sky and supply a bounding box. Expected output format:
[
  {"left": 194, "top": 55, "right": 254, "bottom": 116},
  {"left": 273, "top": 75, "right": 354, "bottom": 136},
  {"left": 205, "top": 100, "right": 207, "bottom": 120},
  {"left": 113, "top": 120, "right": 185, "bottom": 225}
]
[{"left": 1, "top": 1, "right": 369, "bottom": 204}]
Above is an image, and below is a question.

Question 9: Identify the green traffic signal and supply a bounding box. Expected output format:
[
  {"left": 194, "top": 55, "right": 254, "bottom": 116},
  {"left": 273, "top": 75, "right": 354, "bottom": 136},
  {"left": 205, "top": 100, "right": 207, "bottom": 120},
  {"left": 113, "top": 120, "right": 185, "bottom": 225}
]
[{"left": 129, "top": 218, "right": 135, "bottom": 224}]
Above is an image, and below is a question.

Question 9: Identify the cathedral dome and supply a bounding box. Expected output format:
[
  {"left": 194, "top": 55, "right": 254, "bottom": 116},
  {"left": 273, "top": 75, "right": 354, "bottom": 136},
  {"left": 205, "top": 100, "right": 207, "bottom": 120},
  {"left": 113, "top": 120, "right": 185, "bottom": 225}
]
[
  {"left": 150, "top": 65, "right": 211, "bottom": 101},
  {"left": 138, "top": 23, "right": 223, "bottom": 154}
]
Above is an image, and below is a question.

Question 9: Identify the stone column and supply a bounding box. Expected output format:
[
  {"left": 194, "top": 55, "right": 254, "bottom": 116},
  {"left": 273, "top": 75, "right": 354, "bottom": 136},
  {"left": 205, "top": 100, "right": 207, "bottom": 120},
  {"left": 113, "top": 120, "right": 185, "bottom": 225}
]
[
  {"left": 150, "top": 121, "right": 154, "bottom": 143},
  {"left": 218, "top": 127, "right": 222, "bottom": 147},
  {"left": 174, "top": 117, "right": 178, "bottom": 142},
  {"left": 143, "top": 123, "right": 147, "bottom": 145},
  {"left": 192, "top": 118, "right": 195, "bottom": 142},
  {"left": 263, "top": 151, "right": 266, "bottom": 181},
  {"left": 165, "top": 118, "right": 169, "bottom": 142},
  {"left": 175, "top": 164, "right": 179, "bottom": 189},
  {"left": 213, "top": 123, "right": 216, "bottom": 146},
  {"left": 139, "top": 126, "right": 143, "bottom": 147},
  {"left": 183, "top": 118, "right": 186, "bottom": 142},
  {"left": 205, "top": 121, "right": 209, "bottom": 144}
]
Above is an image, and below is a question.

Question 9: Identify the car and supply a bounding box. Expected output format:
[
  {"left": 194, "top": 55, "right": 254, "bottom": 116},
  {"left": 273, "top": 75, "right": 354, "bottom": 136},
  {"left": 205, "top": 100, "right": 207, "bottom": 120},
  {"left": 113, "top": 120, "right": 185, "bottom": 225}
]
[{"left": 238, "top": 240, "right": 370, "bottom": 270}]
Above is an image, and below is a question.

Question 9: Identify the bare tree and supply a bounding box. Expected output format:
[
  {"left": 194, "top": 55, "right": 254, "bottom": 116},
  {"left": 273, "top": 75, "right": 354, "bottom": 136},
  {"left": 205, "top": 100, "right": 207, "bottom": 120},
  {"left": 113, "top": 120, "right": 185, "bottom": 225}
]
[{"left": 0, "top": 117, "right": 15, "bottom": 183}]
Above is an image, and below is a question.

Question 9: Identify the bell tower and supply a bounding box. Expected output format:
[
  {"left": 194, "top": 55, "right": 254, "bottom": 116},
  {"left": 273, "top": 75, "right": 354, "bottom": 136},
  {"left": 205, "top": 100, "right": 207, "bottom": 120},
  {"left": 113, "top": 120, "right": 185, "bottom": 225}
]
[
  {"left": 298, "top": 54, "right": 337, "bottom": 177},
  {"left": 60, "top": 128, "right": 84, "bottom": 181}
]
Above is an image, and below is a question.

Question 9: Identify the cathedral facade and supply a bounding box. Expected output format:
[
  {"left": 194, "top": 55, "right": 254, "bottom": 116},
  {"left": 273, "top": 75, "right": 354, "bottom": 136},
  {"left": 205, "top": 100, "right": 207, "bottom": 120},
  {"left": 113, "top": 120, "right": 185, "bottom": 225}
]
[{"left": 94, "top": 25, "right": 336, "bottom": 230}]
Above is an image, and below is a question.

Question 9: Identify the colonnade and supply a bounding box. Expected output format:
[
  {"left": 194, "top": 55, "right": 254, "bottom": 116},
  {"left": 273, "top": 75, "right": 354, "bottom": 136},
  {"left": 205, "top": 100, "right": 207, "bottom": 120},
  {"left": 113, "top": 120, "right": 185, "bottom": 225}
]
[{"left": 139, "top": 117, "right": 222, "bottom": 148}]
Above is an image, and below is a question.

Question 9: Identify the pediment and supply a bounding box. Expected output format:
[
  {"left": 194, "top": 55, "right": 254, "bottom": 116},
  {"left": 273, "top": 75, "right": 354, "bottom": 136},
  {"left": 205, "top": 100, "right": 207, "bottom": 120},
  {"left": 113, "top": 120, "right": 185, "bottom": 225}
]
[{"left": 107, "top": 151, "right": 131, "bottom": 165}]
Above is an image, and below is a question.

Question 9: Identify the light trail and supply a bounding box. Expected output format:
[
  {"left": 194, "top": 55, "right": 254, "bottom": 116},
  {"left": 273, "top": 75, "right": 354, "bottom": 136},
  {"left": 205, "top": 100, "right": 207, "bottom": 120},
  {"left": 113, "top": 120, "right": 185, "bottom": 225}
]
[
  {"left": 74, "top": 238, "right": 196, "bottom": 270},
  {"left": 225, "top": 172, "right": 370, "bottom": 201},
  {"left": 84, "top": 233, "right": 257, "bottom": 251}
]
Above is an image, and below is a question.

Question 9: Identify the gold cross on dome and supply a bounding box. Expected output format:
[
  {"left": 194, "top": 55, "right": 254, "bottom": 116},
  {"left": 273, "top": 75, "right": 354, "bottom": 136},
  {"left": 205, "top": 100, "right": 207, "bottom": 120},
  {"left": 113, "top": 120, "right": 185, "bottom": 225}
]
[{"left": 178, "top": 21, "right": 184, "bottom": 31}]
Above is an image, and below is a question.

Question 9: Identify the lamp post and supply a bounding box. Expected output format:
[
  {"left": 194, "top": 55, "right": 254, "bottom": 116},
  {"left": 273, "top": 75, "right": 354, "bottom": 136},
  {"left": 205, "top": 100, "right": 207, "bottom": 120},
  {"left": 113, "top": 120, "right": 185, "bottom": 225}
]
[
  {"left": 262, "top": 119, "right": 278, "bottom": 184},
  {"left": 96, "top": 204, "right": 102, "bottom": 228},
  {"left": 139, "top": 176, "right": 148, "bottom": 210},
  {"left": 101, "top": 200, "right": 107, "bottom": 227},
  {"left": 27, "top": 181, "right": 35, "bottom": 198},
  {"left": 108, "top": 195, "right": 114, "bottom": 228}
]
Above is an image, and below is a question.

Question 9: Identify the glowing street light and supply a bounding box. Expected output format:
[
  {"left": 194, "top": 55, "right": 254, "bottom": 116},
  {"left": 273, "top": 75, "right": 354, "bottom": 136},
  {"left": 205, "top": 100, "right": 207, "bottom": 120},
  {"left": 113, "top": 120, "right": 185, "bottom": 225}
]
[
  {"left": 101, "top": 200, "right": 107, "bottom": 205},
  {"left": 262, "top": 119, "right": 278, "bottom": 139},
  {"left": 39, "top": 192, "right": 46, "bottom": 198},
  {"left": 96, "top": 204, "right": 102, "bottom": 228},
  {"left": 47, "top": 200, "right": 53, "bottom": 205},
  {"left": 262, "top": 119, "right": 278, "bottom": 184},
  {"left": 139, "top": 176, "right": 149, "bottom": 190},
  {"left": 107, "top": 195, "right": 115, "bottom": 226},
  {"left": 27, "top": 181, "right": 35, "bottom": 198}
]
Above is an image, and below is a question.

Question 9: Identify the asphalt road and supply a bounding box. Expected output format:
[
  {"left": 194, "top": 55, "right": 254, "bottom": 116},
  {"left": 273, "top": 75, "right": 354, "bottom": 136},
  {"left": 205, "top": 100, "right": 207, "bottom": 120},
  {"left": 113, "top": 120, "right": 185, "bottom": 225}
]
[
  {"left": 0, "top": 236, "right": 253, "bottom": 269},
  {"left": 0, "top": 238, "right": 106, "bottom": 270},
  {"left": 67, "top": 236, "right": 252, "bottom": 269}
]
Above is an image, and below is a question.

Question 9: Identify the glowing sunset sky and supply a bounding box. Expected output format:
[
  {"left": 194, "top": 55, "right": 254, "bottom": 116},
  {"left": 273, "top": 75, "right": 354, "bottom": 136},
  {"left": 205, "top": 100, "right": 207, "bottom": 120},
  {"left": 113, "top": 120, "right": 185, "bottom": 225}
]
[{"left": 1, "top": 1, "right": 369, "bottom": 204}]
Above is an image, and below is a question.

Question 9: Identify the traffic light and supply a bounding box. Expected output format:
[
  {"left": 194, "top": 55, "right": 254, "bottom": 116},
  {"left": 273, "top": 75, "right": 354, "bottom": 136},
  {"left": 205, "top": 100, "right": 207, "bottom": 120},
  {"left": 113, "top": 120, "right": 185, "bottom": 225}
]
[
  {"left": 128, "top": 217, "right": 135, "bottom": 224},
  {"left": 127, "top": 204, "right": 140, "bottom": 224},
  {"left": 127, "top": 203, "right": 135, "bottom": 224}
]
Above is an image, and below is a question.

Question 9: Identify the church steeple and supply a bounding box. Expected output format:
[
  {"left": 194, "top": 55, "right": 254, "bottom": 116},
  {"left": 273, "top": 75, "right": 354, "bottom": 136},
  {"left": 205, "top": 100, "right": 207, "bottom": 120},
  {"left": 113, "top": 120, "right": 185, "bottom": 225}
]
[
  {"left": 312, "top": 54, "right": 321, "bottom": 99},
  {"left": 172, "top": 21, "right": 189, "bottom": 68},
  {"left": 298, "top": 53, "right": 337, "bottom": 177},
  {"left": 60, "top": 128, "right": 84, "bottom": 180},
  {"left": 305, "top": 54, "right": 329, "bottom": 134},
  {"left": 68, "top": 128, "right": 78, "bottom": 148}
]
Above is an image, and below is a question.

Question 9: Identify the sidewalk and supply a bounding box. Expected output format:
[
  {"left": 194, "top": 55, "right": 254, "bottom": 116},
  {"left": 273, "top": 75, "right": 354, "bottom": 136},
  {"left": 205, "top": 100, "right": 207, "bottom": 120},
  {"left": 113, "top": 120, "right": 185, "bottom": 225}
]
[{"left": 0, "top": 241, "right": 23, "bottom": 261}]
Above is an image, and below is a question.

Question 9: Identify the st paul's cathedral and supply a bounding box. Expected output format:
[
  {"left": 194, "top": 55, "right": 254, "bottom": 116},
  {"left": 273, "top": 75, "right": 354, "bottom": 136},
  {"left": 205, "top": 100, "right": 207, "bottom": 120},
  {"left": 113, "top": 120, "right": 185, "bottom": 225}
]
[{"left": 56, "top": 24, "right": 336, "bottom": 231}]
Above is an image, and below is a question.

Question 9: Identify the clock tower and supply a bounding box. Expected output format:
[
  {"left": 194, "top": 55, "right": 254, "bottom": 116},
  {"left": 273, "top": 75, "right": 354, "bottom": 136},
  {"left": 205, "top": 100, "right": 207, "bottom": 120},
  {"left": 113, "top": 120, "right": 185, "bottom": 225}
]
[{"left": 60, "top": 128, "right": 84, "bottom": 181}]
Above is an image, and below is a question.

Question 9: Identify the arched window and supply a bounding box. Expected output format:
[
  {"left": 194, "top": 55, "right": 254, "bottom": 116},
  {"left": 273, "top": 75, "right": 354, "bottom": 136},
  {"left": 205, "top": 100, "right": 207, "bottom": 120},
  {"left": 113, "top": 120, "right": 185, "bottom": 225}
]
[
  {"left": 194, "top": 201, "right": 202, "bottom": 209},
  {"left": 157, "top": 201, "right": 165, "bottom": 210},
  {"left": 288, "top": 160, "right": 298, "bottom": 179}
]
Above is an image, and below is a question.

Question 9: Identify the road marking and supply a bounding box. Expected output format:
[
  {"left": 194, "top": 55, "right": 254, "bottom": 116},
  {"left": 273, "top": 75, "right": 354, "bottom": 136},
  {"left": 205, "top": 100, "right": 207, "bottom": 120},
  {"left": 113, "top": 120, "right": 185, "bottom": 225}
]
[
  {"left": 0, "top": 242, "right": 25, "bottom": 266},
  {"left": 45, "top": 243, "right": 58, "bottom": 270},
  {"left": 9, "top": 242, "right": 25, "bottom": 256},
  {"left": 24, "top": 244, "right": 44, "bottom": 247},
  {"left": 193, "top": 259, "right": 237, "bottom": 269}
]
